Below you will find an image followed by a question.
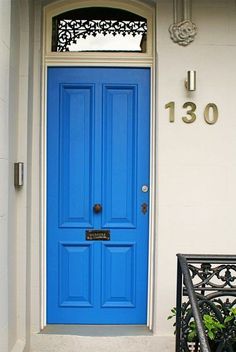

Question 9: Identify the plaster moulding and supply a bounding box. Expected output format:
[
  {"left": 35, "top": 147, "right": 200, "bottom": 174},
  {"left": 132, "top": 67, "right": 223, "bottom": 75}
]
[
  {"left": 169, "top": 0, "right": 197, "bottom": 46},
  {"left": 43, "top": 0, "right": 154, "bottom": 61}
]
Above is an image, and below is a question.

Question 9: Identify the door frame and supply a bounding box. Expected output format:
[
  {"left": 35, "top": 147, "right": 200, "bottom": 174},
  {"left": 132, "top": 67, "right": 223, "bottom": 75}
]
[{"left": 41, "top": 0, "right": 156, "bottom": 330}]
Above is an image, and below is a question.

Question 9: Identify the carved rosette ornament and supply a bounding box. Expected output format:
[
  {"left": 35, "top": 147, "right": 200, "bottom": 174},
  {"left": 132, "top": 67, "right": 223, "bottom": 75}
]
[
  {"left": 170, "top": 0, "right": 197, "bottom": 46},
  {"left": 169, "top": 20, "right": 197, "bottom": 46}
]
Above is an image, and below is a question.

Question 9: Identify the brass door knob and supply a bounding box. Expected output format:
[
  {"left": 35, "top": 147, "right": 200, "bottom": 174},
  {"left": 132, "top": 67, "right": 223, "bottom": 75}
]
[{"left": 93, "top": 204, "right": 102, "bottom": 213}]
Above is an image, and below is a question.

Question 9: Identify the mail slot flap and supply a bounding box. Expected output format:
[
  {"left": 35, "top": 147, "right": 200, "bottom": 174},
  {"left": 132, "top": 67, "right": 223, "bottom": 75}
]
[{"left": 86, "top": 230, "right": 110, "bottom": 241}]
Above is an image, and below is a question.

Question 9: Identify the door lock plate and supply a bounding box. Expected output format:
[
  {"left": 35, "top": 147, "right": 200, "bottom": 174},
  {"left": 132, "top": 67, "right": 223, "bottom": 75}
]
[{"left": 141, "top": 203, "right": 148, "bottom": 215}]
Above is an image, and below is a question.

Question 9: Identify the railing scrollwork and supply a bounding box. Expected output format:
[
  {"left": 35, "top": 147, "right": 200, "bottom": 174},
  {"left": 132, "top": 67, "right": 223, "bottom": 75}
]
[{"left": 176, "top": 255, "right": 236, "bottom": 352}]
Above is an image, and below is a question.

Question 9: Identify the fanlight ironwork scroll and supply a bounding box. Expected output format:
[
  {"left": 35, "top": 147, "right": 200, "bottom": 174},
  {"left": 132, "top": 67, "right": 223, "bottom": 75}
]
[{"left": 52, "top": 8, "right": 147, "bottom": 52}]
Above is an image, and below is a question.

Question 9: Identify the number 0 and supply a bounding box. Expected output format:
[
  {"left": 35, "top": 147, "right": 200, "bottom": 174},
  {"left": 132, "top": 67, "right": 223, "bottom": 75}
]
[{"left": 204, "top": 103, "right": 218, "bottom": 125}]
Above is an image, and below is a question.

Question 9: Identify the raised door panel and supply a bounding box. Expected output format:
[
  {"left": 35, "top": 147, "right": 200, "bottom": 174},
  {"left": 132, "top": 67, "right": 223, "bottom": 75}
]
[
  {"left": 102, "top": 85, "right": 137, "bottom": 228},
  {"left": 101, "top": 243, "right": 136, "bottom": 307},
  {"left": 59, "top": 243, "right": 93, "bottom": 307},
  {"left": 59, "top": 85, "right": 94, "bottom": 228}
]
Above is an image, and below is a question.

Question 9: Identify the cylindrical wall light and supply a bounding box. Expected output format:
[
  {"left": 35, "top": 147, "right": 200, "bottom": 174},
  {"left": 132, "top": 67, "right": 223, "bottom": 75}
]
[
  {"left": 14, "top": 162, "right": 24, "bottom": 188},
  {"left": 185, "top": 70, "right": 196, "bottom": 91}
]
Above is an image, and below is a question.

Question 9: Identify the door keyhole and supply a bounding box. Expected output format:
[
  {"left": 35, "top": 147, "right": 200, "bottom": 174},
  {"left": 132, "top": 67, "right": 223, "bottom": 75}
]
[{"left": 141, "top": 203, "right": 148, "bottom": 215}]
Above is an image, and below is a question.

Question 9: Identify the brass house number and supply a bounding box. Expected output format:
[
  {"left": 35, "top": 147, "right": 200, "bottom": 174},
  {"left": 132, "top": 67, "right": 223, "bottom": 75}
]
[{"left": 165, "top": 102, "right": 218, "bottom": 124}]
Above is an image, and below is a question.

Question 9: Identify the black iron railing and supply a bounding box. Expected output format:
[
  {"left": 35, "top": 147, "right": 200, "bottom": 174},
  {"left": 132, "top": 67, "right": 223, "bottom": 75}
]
[{"left": 176, "top": 254, "right": 236, "bottom": 352}]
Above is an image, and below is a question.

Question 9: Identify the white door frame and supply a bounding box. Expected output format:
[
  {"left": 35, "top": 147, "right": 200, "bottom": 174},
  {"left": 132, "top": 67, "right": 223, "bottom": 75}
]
[{"left": 41, "top": 0, "right": 157, "bottom": 330}]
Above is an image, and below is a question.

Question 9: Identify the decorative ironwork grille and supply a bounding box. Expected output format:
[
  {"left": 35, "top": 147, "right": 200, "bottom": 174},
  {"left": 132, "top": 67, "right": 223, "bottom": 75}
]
[
  {"left": 176, "top": 255, "right": 236, "bottom": 352},
  {"left": 52, "top": 8, "right": 147, "bottom": 52}
]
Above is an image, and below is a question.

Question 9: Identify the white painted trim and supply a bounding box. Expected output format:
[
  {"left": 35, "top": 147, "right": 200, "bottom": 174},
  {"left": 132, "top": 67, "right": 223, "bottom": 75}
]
[
  {"left": 41, "top": 61, "right": 47, "bottom": 330},
  {"left": 147, "top": 8, "right": 156, "bottom": 330},
  {"left": 41, "top": 0, "right": 156, "bottom": 331},
  {"left": 147, "top": 63, "right": 156, "bottom": 332},
  {"left": 10, "top": 339, "right": 26, "bottom": 352}
]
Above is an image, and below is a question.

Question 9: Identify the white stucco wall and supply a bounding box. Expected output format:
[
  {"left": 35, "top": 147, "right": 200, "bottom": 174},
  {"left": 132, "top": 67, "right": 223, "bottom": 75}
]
[
  {"left": 8, "top": 0, "right": 20, "bottom": 349},
  {"left": 0, "top": 1, "right": 11, "bottom": 351},
  {"left": 0, "top": 1, "right": 33, "bottom": 351},
  {"left": 1, "top": 0, "right": 236, "bottom": 351},
  {"left": 155, "top": 0, "right": 236, "bottom": 337}
]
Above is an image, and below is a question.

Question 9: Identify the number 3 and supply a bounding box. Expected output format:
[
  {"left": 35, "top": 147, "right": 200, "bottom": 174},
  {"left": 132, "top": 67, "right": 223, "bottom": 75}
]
[{"left": 182, "top": 102, "right": 197, "bottom": 123}]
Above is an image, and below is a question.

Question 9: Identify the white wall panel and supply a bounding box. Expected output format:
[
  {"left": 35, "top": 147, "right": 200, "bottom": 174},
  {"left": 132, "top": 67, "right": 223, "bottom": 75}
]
[
  {"left": 0, "top": 1, "right": 10, "bottom": 351},
  {"left": 155, "top": 0, "right": 236, "bottom": 339}
]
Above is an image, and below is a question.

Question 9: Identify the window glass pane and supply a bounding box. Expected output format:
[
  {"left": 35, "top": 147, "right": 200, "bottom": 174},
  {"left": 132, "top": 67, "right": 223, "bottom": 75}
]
[{"left": 52, "top": 8, "right": 147, "bottom": 52}]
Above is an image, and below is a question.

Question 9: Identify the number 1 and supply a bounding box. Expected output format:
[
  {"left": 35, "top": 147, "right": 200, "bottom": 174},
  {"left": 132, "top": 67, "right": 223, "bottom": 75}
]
[{"left": 165, "top": 101, "right": 175, "bottom": 123}]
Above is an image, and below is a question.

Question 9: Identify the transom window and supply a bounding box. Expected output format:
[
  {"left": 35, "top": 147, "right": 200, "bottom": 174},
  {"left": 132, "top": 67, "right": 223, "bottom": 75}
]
[{"left": 52, "top": 7, "right": 147, "bottom": 52}]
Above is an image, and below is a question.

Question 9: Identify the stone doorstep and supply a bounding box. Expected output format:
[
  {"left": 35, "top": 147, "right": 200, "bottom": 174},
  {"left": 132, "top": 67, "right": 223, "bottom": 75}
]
[
  {"left": 30, "top": 332, "right": 175, "bottom": 352},
  {"left": 40, "top": 324, "right": 152, "bottom": 336}
]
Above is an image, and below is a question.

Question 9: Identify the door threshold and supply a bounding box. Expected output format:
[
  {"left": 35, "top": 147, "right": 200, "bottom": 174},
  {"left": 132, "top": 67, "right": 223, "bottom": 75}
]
[{"left": 40, "top": 325, "right": 152, "bottom": 336}]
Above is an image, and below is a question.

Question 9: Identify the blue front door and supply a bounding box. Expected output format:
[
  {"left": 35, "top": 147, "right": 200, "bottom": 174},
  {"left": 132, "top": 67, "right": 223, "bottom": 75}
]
[{"left": 47, "top": 67, "right": 150, "bottom": 324}]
